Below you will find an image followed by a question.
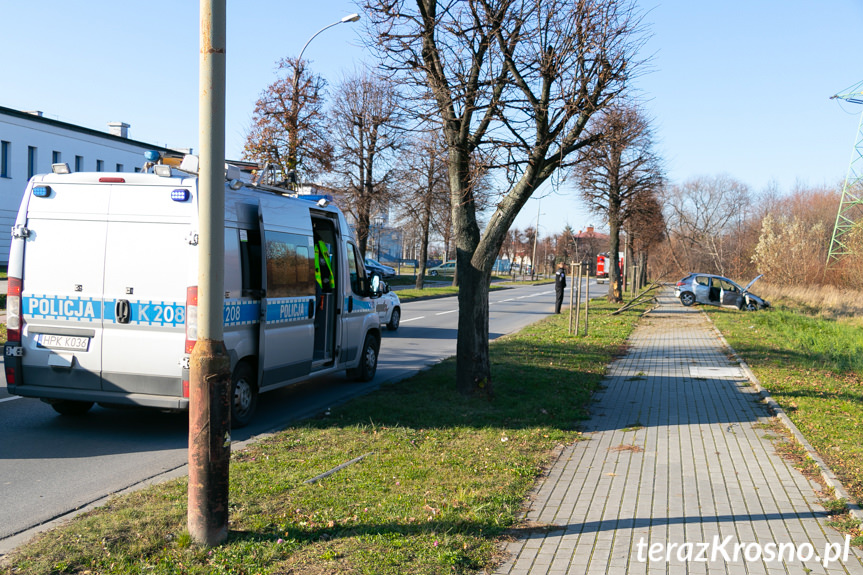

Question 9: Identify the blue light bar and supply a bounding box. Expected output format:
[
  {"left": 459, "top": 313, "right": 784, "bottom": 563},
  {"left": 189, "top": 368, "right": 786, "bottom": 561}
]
[
  {"left": 144, "top": 150, "right": 161, "bottom": 162},
  {"left": 33, "top": 186, "right": 52, "bottom": 198},
  {"left": 171, "top": 189, "right": 191, "bottom": 202}
]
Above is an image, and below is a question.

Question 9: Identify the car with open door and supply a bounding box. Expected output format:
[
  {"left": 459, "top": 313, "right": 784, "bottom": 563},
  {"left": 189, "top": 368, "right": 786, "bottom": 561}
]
[{"left": 674, "top": 274, "right": 769, "bottom": 311}]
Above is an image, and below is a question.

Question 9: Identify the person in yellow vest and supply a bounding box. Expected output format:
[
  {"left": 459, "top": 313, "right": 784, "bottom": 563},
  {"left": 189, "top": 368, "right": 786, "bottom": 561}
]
[{"left": 314, "top": 240, "right": 335, "bottom": 310}]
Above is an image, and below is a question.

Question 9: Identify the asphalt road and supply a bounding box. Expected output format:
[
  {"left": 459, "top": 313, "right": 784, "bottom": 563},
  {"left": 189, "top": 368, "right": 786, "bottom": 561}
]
[{"left": 0, "top": 280, "right": 597, "bottom": 553}]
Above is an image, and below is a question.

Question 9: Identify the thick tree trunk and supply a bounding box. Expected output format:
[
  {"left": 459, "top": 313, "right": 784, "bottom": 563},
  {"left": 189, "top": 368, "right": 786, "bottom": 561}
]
[
  {"left": 455, "top": 255, "right": 492, "bottom": 398},
  {"left": 608, "top": 200, "right": 624, "bottom": 303}
]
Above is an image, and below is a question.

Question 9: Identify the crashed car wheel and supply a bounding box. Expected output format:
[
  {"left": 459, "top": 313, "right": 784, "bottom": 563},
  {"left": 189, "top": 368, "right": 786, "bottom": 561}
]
[
  {"left": 679, "top": 292, "right": 695, "bottom": 307},
  {"left": 745, "top": 299, "right": 759, "bottom": 312}
]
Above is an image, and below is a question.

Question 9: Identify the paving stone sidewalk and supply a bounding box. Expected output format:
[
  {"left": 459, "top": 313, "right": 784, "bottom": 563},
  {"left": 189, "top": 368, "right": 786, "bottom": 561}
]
[{"left": 494, "top": 290, "right": 863, "bottom": 575}]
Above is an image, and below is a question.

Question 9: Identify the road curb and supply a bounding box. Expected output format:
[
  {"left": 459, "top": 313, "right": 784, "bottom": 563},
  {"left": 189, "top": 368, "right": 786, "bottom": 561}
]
[{"left": 702, "top": 310, "right": 863, "bottom": 522}]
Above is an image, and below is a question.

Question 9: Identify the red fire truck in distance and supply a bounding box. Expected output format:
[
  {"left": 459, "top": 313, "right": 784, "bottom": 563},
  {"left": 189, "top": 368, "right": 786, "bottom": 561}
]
[{"left": 596, "top": 252, "right": 624, "bottom": 284}]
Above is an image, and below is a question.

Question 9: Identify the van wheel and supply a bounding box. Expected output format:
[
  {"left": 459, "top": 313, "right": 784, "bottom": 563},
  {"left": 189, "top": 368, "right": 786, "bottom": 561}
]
[
  {"left": 231, "top": 363, "right": 258, "bottom": 428},
  {"left": 679, "top": 292, "right": 695, "bottom": 307},
  {"left": 387, "top": 308, "right": 401, "bottom": 331},
  {"left": 348, "top": 334, "right": 379, "bottom": 382},
  {"left": 50, "top": 400, "right": 94, "bottom": 416}
]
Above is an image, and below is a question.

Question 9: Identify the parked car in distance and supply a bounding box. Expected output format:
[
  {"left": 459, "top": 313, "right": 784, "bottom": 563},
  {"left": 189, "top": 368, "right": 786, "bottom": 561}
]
[
  {"left": 427, "top": 261, "right": 456, "bottom": 277},
  {"left": 674, "top": 273, "right": 769, "bottom": 311},
  {"left": 364, "top": 257, "right": 396, "bottom": 278},
  {"left": 374, "top": 282, "right": 401, "bottom": 330}
]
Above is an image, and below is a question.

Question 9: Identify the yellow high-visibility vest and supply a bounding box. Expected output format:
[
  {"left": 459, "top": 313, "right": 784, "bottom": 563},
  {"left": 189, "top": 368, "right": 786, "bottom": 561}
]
[{"left": 314, "top": 240, "right": 334, "bottom": 291}]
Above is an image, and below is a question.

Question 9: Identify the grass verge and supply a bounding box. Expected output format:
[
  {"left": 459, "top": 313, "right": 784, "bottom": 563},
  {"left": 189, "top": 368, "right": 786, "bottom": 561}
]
[
  {"left": 706, "top": 305, "right": 863, "bottom": 511},
  {"left": 1, "top": 296, "right": 647, "bottom": 575}
]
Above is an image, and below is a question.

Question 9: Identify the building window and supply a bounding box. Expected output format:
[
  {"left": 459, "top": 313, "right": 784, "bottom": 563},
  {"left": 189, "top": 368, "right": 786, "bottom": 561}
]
[
  {"left": 116, "top": 163, "right": 124, "bottom": 172},
  {"left": 75, "top": 156, "right": 84, "bottom": 172},
  {"left": 134, "top": 167, "right": 141, "bottom": 173},
  {"left": 52, "top": 150, "right": 62, "bottom": 164},
  {"left": 1, "top": 141, "right": 9, "bottom": 178},
  {"left": 28, "top": 146, "right": 37, "bottom": 179},
  {"left": 96, "top": 160, "right": 104, "bottom": 172}
]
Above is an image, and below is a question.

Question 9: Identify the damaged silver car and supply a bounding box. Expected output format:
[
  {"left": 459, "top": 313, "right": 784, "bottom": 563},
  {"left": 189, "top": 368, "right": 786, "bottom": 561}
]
[{"left": 674, "top": 274, "right": 769, "bottom": 311}]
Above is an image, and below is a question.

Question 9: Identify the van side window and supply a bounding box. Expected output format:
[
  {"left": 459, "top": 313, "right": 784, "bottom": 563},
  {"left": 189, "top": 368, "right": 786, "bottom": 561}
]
[
  {"left": 239, "top": 228, "right": 262, "bottom": 297},
  {"left": 346, "top": 242, "right": 368, "bottom": 295},
  {"left": 266, "top": 232, "right": 315, "bottom": 298}
]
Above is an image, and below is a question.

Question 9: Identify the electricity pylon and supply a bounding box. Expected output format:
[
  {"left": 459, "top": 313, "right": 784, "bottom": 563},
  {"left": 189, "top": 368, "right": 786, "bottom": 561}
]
[{"left": 827, "top": 81, "right": 863, "bottom": 265}]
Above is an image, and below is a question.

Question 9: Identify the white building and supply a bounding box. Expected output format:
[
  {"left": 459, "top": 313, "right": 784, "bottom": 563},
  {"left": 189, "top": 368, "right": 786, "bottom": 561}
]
[{"left": 0, "top": 106, "right": 182, "bottom": 264}]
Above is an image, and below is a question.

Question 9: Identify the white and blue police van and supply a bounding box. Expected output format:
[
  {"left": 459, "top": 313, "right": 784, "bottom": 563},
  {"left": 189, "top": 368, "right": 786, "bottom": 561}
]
[{"left": 3, "top": 154, "right": 384, "bottom": 426}]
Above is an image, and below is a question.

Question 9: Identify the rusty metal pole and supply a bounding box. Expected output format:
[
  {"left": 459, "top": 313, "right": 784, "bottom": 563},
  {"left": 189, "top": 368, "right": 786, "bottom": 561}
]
[{"left": 189, "top": 0, "right": 231, "bottom": 547}]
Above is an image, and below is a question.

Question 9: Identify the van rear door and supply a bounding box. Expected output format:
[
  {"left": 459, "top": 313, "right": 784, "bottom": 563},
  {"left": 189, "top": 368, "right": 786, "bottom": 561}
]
[
  {"left": 100, "top": 183, "right": 196, "bottom": 400},
  {"left": 19, "top": 181, "right": 110, "bottom": 392}
]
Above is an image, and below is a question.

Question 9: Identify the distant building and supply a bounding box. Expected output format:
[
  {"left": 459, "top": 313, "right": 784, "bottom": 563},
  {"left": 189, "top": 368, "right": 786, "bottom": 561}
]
[
  {"left": 0, "top": 105, "right": 182, "bottom": 263},
  {"left": 572, "top": 226, "right": 609, "bottom": 273}
]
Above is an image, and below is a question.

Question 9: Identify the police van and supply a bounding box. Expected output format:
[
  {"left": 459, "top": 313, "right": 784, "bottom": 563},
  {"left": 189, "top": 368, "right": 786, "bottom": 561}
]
[{"left": 3, "top": 154, "right": 384, "bottom": 427}]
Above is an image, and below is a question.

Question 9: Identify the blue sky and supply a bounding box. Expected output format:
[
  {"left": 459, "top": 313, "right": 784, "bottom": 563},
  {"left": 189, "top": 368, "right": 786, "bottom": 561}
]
[{"left": 1, "top": 1, "right": 862, "bottom": 236}]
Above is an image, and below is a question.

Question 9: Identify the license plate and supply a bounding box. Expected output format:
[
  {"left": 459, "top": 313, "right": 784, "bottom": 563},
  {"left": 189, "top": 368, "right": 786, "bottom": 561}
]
[{"left": 36, "top": 334, "right": 91, "bottom": 352}]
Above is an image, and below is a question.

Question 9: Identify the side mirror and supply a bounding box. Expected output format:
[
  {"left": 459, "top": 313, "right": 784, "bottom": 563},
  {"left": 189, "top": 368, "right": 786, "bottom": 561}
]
[{"left": 370, "top": 273, "right": 383, "bottom": 296}]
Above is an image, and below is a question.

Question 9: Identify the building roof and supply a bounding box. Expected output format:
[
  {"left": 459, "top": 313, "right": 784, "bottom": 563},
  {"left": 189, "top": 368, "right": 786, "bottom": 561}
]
[
  {"left": 573, "top": 226, "right": 609, "bottom": 240},
  {"left": 0, "top": 105, "right": 179, "bottom": 153}
]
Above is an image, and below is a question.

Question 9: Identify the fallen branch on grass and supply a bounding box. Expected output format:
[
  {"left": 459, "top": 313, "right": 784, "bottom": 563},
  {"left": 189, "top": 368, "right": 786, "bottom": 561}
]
[
  {"left": 612, "top": 281, "right": 663, "bottom": 315},
  {"left": 304, "top": 452, "right": 375, "bottom": 484}
]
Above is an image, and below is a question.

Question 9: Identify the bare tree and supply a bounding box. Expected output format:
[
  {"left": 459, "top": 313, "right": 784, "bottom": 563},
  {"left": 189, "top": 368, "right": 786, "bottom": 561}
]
[
  {"left": 661, "top": 175, "right": 749, "bottom": 275},
  {"left": 363, "top": 0, "right": 645, "bottom": 397},
  {"left": 576, "top": 104, "right": 663, "bottom": 302},
  {"left": 244, "top": 57, "right": 333, "bottom": 184},
  {"left": 329, "top": 71, "right": 403, "bottom": 256},
  {"left": 625, "top": 190, "right": 666, "bottom": 286},
  {"left": 392, "top": 129, "right": 451, "bottom": 287}
]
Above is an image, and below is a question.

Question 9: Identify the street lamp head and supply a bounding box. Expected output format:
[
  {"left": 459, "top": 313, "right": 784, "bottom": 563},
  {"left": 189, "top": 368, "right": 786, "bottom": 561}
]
[{"left": 341, "top": 13, "right": 361, "bottom": 23}]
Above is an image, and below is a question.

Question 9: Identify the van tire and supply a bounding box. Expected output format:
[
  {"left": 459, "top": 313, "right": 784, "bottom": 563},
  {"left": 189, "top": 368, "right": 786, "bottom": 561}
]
[
  {"left": 231, "top": 363, "right": 258, "bottom": 428},
  {"left": 348, "top": 334, "right": 379, "bottom": 382},
  {"left": 387, "top": 308, "right": 401, "bottom": 331},
  {"left": 50, "top": 400, "right": 94, "bottom": 416}
]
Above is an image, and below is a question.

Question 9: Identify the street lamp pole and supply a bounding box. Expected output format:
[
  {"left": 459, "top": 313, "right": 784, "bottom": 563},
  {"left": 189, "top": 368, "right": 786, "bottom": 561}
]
[
  {"left": 287, "top": 13, "right": 360, "bottom": 184},
  {"left": 374, "top": 216, "right": 384, "bottom": 260},
  {"left": 189, "top": 0, "right": 230, "bottom": 547}
]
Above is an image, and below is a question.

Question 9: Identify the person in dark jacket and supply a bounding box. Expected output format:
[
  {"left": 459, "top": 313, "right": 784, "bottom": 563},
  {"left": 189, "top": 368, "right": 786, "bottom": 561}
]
[{"left": 554, "top": 262, "right": 566, "bottom": 313}]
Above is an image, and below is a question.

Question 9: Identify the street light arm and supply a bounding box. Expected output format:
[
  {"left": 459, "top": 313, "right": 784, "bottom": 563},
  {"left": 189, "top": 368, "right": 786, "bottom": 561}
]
[
  {"left": 287, "top": 12, "right": 360, "bottom": 185},
  {"left": 297, "top": 13, "right": 361, "bottom": 64}
]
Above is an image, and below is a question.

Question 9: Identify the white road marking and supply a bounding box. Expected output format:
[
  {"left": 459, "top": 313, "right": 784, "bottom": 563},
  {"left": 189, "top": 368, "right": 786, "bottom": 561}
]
[
  {"left": 435, "top": 310, "right": 458, "bottom": 316},
  {"left": 0, "top": 396, "right": 21, "bottom": 403},
  {"left": 399, "top": 316, "right": 425, "bottom": 323}
]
